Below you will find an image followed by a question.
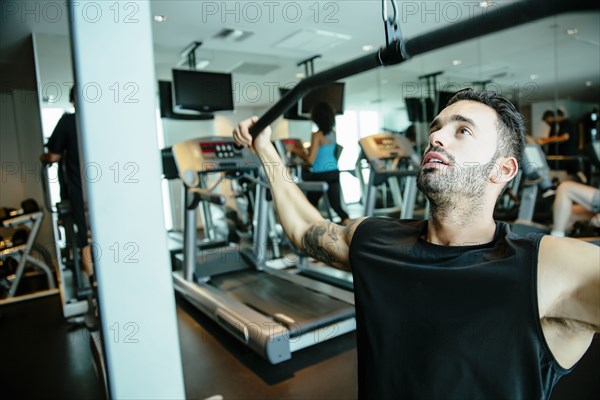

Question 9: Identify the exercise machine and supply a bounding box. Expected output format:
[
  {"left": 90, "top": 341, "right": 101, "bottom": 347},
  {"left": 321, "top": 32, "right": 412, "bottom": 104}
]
[
  {"left": 0, "top": 199, "right": 56, "bottom": 301},
  {"left": 172, "top": 136, "right": 356, "bottom": 364},
  {"left": 41, "top": 164, "right": 92, "bottom": 319},
  {"left": 511, "top": 144, "right": 555, "bottom": 235},
  {"left": 357, "top": 133, "right": 420, "bottom": 218}
]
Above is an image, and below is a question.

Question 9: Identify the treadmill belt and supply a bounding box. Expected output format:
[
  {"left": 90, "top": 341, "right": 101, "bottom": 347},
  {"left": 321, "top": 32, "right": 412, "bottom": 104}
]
[{"left": 210, "top": 271, "right": 354, "bottom": 336}]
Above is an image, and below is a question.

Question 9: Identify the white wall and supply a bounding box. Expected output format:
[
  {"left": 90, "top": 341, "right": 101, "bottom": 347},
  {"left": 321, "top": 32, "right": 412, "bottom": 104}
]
[
  {"left": 382, "top": 108, "right": 411, "bottom": 134},
  {"left": 1, "top": 92, "right": 26, "bottom": 207},
  {"left": 34, "top": 34, "right": 74, "bottom": 118}
]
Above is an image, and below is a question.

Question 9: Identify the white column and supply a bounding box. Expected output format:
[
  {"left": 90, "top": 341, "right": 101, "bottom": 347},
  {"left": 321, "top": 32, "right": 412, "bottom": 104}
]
[{"left": 68, "top": 1, "right": 185, "bottom": 397}]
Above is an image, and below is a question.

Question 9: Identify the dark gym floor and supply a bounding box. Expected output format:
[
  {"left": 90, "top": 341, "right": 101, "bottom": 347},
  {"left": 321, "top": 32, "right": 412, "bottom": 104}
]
[{"left": 1, "top": 293, "right": 598, "bottom": 399}]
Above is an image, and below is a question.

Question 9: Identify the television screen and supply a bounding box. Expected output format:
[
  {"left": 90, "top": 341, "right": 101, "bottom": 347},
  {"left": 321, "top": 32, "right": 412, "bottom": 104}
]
[
  {"left": 437, "top": 91, "right": 456, "bottom": 113},
  {"left": 299, "top": 82, "right": 345, "bottom": 116},
  {"left": 161, "top": 147, "right": 179, "bottom": 179},
  {"left": 279, "top": 87, "right": 307, "bottom": 120},
  {"left": 404, "top": 97, "right": 434, "bottom": 123},
  {"left": 172, "top": 69, "right": 234, "bottom": 112}
]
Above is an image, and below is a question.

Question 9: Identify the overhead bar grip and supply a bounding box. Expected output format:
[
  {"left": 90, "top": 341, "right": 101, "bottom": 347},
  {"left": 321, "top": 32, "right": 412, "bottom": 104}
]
[{"left": 248, "top": 0, "right": 597, "bottom": 139}]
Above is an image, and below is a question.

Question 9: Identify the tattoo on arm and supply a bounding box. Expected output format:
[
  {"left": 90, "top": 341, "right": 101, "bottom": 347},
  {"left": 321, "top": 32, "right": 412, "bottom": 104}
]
[{"left": 302, "top": 223, "right": 342, "bottom": 267}]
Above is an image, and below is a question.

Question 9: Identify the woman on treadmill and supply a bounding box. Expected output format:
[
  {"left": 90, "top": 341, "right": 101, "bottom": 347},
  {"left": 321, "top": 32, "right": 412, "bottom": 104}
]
[{"left": 292, "top": 102, "right": 350, "bottom": 225}]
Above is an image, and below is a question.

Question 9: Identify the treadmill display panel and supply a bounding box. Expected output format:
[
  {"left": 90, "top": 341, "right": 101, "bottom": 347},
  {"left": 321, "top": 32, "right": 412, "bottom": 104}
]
[
  {"left": 374, "top": 137, "right": 400, "bottom": 151},
  {"left": 199, "top": 141, "right": 241, "bottom": 159}
]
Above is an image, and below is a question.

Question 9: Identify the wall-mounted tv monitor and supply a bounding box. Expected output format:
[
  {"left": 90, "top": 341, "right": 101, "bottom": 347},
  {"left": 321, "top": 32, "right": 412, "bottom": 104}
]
[
  {"left": 404, "top": 97, "right": 434, "bottom": 123},
  {"left": 279, "top": 87, "right": 308, "bottom": 121},
  {"left": 437, "top": 91, "right": 456, "bottom": 113},
  {"left": 299, "top": 82, "right": 345, "bottom": 117},
  {"left": 172, "top": 69, "right": 234, "bottom": 113},
  {"left": 158, "top": 81, "right": 214, "bottom": 120}
]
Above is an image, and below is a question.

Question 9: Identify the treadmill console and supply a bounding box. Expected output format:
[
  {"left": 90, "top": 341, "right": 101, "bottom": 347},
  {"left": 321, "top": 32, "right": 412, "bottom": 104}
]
[
  {"left": 172, "top": 136, "right": 260, "bottom": 187},
  {"left": 199, "top": 140, "right": 244, "bottom": 160},
  {"left": 359, "top": 133, "right": 420, "bottom": 170},
  {"left": 273, "top": 138, "right": 305, "bottom": 165}
]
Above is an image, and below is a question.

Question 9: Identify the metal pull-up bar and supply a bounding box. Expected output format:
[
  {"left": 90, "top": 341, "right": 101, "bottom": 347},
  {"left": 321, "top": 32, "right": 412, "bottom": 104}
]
[{"left": 249, "top": 0, "right": 598, "bottom": 138}]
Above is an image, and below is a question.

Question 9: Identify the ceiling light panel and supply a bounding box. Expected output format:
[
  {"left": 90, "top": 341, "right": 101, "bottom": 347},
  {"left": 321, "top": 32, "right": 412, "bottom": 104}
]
[{"left": 274, "top": 29, "right": 351, "bottom": 53}]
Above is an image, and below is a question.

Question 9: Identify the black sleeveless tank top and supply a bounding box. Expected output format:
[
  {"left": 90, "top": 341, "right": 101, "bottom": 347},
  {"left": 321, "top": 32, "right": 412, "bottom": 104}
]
[{"left": 349, "top": 218, "right": 571, "bottom": 399}]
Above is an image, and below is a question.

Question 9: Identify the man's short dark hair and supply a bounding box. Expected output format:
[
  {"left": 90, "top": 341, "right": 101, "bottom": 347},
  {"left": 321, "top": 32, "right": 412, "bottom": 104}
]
[
  {"left": 446, "top": 89, "right": 525, "bottom": 167},
  {"left": 542, "top": 110, "right": 555, "bottom": 121},
  {"left": 556, "top": 108, "right": 565, "bottom": 118}
]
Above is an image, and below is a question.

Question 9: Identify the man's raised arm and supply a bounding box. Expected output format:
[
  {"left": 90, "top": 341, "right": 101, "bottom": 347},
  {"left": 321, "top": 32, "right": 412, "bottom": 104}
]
[
  {"left": 233, "top": 117, "right": 363, "bottom": 271},
  {"left": 539, "top": 236, "right": 600, "bottom": 333}
]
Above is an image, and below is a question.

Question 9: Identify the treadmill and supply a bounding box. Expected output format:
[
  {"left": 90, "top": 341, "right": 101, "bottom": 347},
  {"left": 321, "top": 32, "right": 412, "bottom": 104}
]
[
  {"left": 171, "top": 136, "right": 356, "bottom": 364},
  {"left": 511, "top": 143, "right": 554, "bottom": 235},
  {"left": 357, "top": 133, "right": 420, "bottom": 218}
]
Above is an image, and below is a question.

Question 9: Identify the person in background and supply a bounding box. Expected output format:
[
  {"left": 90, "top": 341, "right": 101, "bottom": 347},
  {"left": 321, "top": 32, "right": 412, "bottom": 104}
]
[
  {"left": 532, "top": 109, "right": 555, "bottom": 141},
  {"left": 536, "top": 110, "right": 559, "bottom": 154},
  {"left": 40, "top": 87, "right": 94, "bottom": 277},
  {"left": 292, "top": 102, "right": 350, "bottom": 225},
  {"left": 551, "top": 180, "right": 600, "bottom": 237}
]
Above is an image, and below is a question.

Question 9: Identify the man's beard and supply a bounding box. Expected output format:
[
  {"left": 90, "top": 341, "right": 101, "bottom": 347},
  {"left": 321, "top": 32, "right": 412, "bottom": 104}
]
[{"left": 417, "top": 147, "right": 499, "bottom": 220}]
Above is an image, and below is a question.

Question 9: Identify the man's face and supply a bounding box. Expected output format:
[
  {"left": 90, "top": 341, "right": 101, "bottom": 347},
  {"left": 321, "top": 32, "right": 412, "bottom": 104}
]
[{"left": 417, "top": 100, "right": 501, "bottom": 200}]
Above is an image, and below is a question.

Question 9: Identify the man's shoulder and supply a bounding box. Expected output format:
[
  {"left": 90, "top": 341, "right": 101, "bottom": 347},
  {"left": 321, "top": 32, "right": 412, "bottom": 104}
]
[
  {"left": 537, "top": 236, "right": 599, "bottom": 286},
  {"left": 52, "top": 112, "right": 75, "bottom": 132},
  {"left": 539, "top": 235, "right": 599, "bottom": 259}
]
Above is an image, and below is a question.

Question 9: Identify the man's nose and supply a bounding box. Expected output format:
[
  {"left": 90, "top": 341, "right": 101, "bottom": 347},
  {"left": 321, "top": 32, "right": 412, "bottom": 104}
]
[{"left": 428, "top": 127, "right": 448, "bottom": 148}]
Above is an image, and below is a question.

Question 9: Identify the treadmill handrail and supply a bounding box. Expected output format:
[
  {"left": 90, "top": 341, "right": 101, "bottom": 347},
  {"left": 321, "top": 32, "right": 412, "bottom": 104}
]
[{"left": 187, "top": 188, "right": 225, "bottom": 209}]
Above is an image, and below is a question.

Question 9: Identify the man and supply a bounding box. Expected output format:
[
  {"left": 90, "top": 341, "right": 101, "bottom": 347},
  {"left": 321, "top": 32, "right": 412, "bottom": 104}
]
[
  {"left": 233, "top": 89, "right": 598, "bottom": 399},
  {"left": 40, "top": 87, "right": 93, "bottom": 277},
  {"left": 536, "top": 109, "right": 555, "bottom": 140},
  {"left": 555, "top": 108, "right": 581, "bottom": 175}
]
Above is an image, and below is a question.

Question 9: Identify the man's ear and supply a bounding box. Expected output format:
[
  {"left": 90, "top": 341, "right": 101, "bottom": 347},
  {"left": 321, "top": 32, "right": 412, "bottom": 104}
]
[{"left": 491, "top": 157, "right": 518, "bottom": 184}]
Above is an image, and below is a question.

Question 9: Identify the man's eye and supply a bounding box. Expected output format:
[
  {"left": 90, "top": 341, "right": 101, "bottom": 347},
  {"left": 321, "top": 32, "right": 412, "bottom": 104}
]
[{"left": 459, "top": 127, "right": 472, "bottom": 136}]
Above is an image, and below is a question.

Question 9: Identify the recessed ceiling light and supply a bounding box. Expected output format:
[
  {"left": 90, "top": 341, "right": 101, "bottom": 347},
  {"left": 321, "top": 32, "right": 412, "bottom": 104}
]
[
  {"left": 530, "top": 74, "right": 538, "bottom": 80},
  {"left": 585, "top": 81, "right": 592, "bottom": 87},
  {"left": 231, "top": 29, "right": 244, "bottom": 38},
  {"left": 452, "top": 59, "right": 462, "bottom": 66},
  {"left": 296, "top": 72, "right": 305, "bottom": 79},
  {"left": 565, "top": 28, "right": 578, "bottom": 35},
  {"left": 195, "top": 60, "right": 210, "bottom": 70},
  {"left": 479, "top": 1, "right": 494, "bottom": 8},
  {"left": 154, "top": 15, "right": 167, "bottom": 22},
  {"left": 362, "top": 45, "right": 374, "bottom": 51}
]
